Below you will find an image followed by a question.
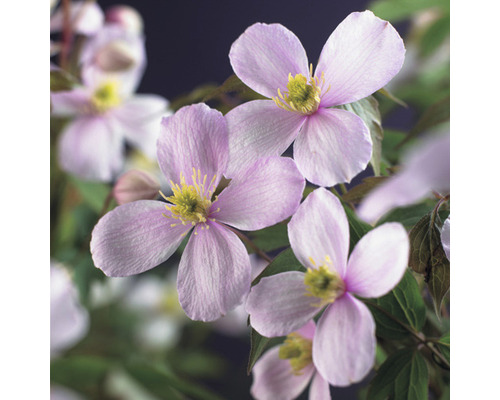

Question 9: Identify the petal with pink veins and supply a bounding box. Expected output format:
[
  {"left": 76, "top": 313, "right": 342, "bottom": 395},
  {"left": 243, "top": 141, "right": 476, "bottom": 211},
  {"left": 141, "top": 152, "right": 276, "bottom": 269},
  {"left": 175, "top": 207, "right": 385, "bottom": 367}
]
[
  {"left": 246, "top": 271, "right": 320, "bottom": 337},
  {"left": 309, "top": 372, "right": 332, "bottom": 400},
  {"left": 177, "top": 222, "right": 251, "bottom": 322},
  {"left": 313, "top": 294, "right": 376, "bottom": 386},
  {"left": 288, "top": 188, "right": 349, "bottom": 277},
  {"left": 294, "top": 107, "right": 372, "bottom": 187},
  {"left": 316, "top": 10, "right": 405, "bottom": 107},
  {"left": 229, "top": 23, "right": 309, "bottom": 99},
  {"left": 214, "top": 156, "right": 304, "bottom": 231},
  {"left": 225, "top": 100, "right": 306, "bottom": 178},
  {"left": 51, "top": 88, "right": 91, "bottom": 117},
  {"left": 344, "top": 223, "right": 409, "bottom": 298},
  {"left": 90, "top": 200, "right": 190, "bottom": 276}
]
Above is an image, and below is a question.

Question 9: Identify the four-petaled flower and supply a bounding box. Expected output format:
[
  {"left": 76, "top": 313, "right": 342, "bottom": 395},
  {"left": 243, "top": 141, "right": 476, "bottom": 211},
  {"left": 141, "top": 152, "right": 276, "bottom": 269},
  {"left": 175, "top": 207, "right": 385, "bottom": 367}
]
[
  {"left": 246, "top": 188, "right": 409, "bottom": 385},
  {"left": 90, "top": 103, "right": 305, "bottom": 321},
  {"left": 226, "top": 11, "right": 405, "bottom": 186}
]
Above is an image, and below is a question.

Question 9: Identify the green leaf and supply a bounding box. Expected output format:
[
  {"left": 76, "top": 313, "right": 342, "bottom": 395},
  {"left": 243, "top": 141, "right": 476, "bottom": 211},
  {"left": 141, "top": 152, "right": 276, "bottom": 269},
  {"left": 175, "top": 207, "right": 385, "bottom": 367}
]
[
  {"left": 365, "top": 270, "right": 426, "bottom": 340},
  {"left": 377, "top": 87, "right": 408, "bottom": 108},
  {"left": 50, "top": 69, "right": 78, "bottom": 92},
  {"left": 368, "top": 0, "right": 449, "bottom": 22},
  {"left": 381, "top": 129, "right": 406, "bottom": 165},
  {"left": 68, "top": 175, "right": 111, "bottom": 214},
  {"left": 408, "top": 212, "right": 450, "bottom": 314},
  {"left": 247, "top": 329, "right": 284, "bottom": 375},
  {"left": 251, "top": 248, "right": 305, "bottom": 286},
  {"left": 420, "top": 14, "right": 450, "bottom": 58},
  {"left": 338, "top": 96, "right": 384, "bottom": 175},
  {"left": 368, "top": 348, "right": 428, "bottom": 400},
  {"left": 341, "top": 176, "right": 388, "bottom": 204},
  {"left": 248, "top": 222, "right": 290, "bottom": 253},
  {"left": 437, "top": 332, "right": 450, "bottom": 365},
  {"left": 377, "top": 203, "right": 435, "bottom": 229}
]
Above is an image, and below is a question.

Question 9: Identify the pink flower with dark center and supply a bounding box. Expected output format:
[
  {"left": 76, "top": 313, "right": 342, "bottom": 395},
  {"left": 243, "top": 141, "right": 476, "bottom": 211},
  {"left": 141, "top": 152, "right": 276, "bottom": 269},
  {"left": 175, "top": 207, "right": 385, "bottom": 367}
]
[
  {"left": 226, "top": 11, "right": 405, "bottom": 187},
  {"left": 246, "top": 188, "right": 409, "bottom": 386},
  {"left": 251, "top": 321, "right": 331, "bottom": 400},
  {"left": 91, "top": 103, "right": 305, "bottom": 321}
]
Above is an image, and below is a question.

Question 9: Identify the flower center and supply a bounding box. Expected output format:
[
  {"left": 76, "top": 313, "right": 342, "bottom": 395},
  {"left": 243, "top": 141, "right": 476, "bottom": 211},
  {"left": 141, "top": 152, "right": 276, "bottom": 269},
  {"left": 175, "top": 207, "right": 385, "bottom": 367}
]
[
  {"left": 273, "top": 64, "right": 327, "bottom": 115},
  {"left": 90, "top": 80, "right": 122, "bottom": 113},
  {"left": 278, "top": 332, "right": 313, "bottom": 375},
  {"left": 304, "top": 256, "right": 345, "bottom": 307},
  {"left": 160, "top": 168, "right": 219, "bottom": 231}
]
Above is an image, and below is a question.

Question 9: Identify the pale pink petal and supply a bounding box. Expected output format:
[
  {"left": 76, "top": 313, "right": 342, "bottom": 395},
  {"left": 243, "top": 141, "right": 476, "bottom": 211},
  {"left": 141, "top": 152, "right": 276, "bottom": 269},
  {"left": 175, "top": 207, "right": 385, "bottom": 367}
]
[
  {"left": 294, "top": 108, "right": 372, "bottom": 187},
  {"left": 113, "top": 169, "right": 160, "bottom": 205},
  {"left": 288, "top": 188, "right": 349, "bottom": 277},
  {"left": 229, "top": 23, "right": 309, "bottom": 99},
  {"left": 251, "top": 346, "right": 315, "bottom": 400},
  {"left": 316, "top": 11, "right": 405, "bottom": 107},
  {"left": 344, "top": 223, "right": 409, "bottom": 298},
  {"left": 177, "top": 222, "right": 251, "bottom": 322},
  {"left": 295, "top": 320, "right": 316, "bottom": 341},
  {"left": 313, "top": 294, "right": 376, "bottom": 386},
  {"left": 309, "top": 372, "right": 332, "bottom": 400},
  {"left": 50, "top": 88, "right": 91, "bottom": 117},
  {"left": 225, "top": 100, "right": 306, "bottom": 178},
  {"left": 214, "top": 157, "right": 304, "bottom": 231},
  {"left": 358, "top": 132, "right": 450, "bottom": 224},
  {"left": 246, "top": 272, "right": 320, "bottom": 337},
  {"left": 90, "top": 200, "right": 190, "bottom": 277},
  {"left": 50, "top": 1, "right": 104, "bottom": 35},
  {"left": 58, "top": 116, "right": 124, "bottom": 181},
  {"left": 112, "top": 94, "right": 169, "bottom": 159},
  {"left": 441, "top": 216, "right": 450, "bottom": 260},
  {"left": 157, "top": 103, "right": 228, "bottom": 188}
]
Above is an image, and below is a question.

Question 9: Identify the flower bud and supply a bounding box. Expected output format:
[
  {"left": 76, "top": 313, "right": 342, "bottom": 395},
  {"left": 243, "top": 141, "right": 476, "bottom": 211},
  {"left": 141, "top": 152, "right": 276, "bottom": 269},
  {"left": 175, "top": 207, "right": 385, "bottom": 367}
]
[
  {"left": 105, "top": 5, "right": 143, "bottom": 35},
  {"left": 113, "top": 169, "right": 160, "bottom": 205},
  {"left": 94, "top": 39, "right": 137, "bottom": 72}
]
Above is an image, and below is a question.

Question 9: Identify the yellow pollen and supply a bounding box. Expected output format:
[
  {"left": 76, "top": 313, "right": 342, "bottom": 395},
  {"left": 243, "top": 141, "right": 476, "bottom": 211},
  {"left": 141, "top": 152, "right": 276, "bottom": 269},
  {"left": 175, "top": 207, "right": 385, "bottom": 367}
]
[
  {"left": 160, "top": 168, "right": 218, "bottom": 229},
  {"left": 90, "top": 80, "right": 122, "bottom": 113},
  {"left": 273, "top": 64, "right": 328, "bottom": 115},
  {"left": 304, "top": 258, "right": 344, "bottom": 307},
  {"left": 278, "top": 332, "right": 313, "bottom": 375}
]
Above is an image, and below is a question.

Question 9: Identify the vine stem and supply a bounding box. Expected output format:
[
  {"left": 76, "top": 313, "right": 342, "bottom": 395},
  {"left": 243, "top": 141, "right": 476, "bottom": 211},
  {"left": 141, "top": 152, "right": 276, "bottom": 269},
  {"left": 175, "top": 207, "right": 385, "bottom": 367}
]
[
  {"left": 363, "top": 300, "right": 450, "bottom": 369},
  {"left": 59, "top": 0, "right": 73, "bottom": 71},
  {"left": 225, "top": 227, "right": 273, "bottom": 264}
]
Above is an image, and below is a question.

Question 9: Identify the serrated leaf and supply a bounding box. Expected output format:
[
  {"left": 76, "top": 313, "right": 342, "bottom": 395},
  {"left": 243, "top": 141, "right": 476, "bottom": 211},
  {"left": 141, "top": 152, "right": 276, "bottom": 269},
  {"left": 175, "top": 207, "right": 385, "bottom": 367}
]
[
  {"left": 251, "top": 248, "right": 305, "bottom": 287},
  {"left": 368, "top": 348, "right": 428, "bottom": 400},
  {"left": 247, "top": 329, "right": 283, "bottom": 375},
  {"left": 408, "top": 212, "right": 450, "bottom": 315},
  {"left": 248, "top": 222, "right": 289, "bottom": 253},
  {"left": 341, "top": 176, "right": 388, "bottom": 204},
  {"left": 338, "top": 95, "right": 384, "bottom": 175},
  {"left": 365, "top": 270, "right": 426, "bottom": 340}
]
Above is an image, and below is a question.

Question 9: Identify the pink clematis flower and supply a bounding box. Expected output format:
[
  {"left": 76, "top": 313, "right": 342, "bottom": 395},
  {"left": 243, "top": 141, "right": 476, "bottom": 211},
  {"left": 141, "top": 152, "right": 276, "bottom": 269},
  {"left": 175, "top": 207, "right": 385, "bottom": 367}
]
[
  {"left": 251, "top": 320, "right": 331, "bottom": 400},
  {"left": 50, "top": 0, "right": 104, "bottom": 36},
  {"left": 51, "top": 62, "right": 169, "bottom": 181},
  {"left": 226, "top": 11, "right": 405, "bottom": 187},
  {"left": 357, "top": 132, "right": 450, "bottom": 224},
  {"left": 91, "top": 103, "right": 305, "bottom": 321},
  {"left": 246, "top": 188, "right": 409, "bottom": 386}
]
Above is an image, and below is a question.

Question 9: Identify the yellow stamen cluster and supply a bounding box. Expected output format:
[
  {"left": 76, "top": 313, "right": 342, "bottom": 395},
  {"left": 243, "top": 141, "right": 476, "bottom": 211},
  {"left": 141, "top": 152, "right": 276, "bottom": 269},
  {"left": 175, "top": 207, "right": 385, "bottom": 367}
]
[
  {"left": 278, "top": 332, "right": 313, "bottom": 375},
  {"left": 160, "top": 168, "right": 219, "bottom": 233},
  {"left": 90, "top": 81, "right": 122, "bottom": 113},
  {"left": 273, "top": 64, "right": 327, "bottom": 115},
  {"left": 304, "top": 256, "right": 345, "bottom": 307}
]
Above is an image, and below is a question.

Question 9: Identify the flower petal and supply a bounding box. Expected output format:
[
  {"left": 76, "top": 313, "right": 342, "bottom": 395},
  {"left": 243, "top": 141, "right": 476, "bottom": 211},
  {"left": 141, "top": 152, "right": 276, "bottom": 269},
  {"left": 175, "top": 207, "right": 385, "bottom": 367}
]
[
  {"left": 316, "top": 10, "right": 405, "bottom": 107},
  {"left": 214, "top": 156, "right": 304, "bottom": 231},
  {"left": 313, "top": 294, "right": 376, "bottom": 386},
  {"left": 251, "top": 346, "right": 315, "bottom": 400},
  {"left": 441, "top": 216, "right": 450, "bottom": 261},
  {"left": 90, "top": 200, "right": 190, "bottom": 277},
  {"left": 345, "top": 223, "right": 409, "bottom": 298},
  {"left": 309, "top": 372, "right": 332, "bottom": 400},
  {"left": 112, "top": 94, "right": 169, "bottom": 159},
  {"left": 58, "top": 116, "right": 124, "bottom": 182},
  {"left": 229, "top": 23, "right": 309, "bottom": 99},
  {"left": 295, "top": 319, "right": 316, "bottom": 341},
  {"left": 246, "top": 271, "right": 320, "bottom": 337},
  {"left": 157, "top": 103, "right": 228, "bottom": 187},
  {"left": 225, "top": 100, "right": 306, "bottom": 178},
  {"left": 177, "top": 222, "right": 251, "bottom": 322},
  {"left": 50, "top": 88, "right": 91, "bottom": 117},
  {"left": 50, "top": 1, "right": 104, "bottom": 35},
  {"left": 358, "top": 132, "right": 450, "bottom": 224},
  {"left": 288, "top": 188, "right": 349, "bottom": 277},
  {"left": 293, "top": 107, "right": 372, "bottom": 187}
]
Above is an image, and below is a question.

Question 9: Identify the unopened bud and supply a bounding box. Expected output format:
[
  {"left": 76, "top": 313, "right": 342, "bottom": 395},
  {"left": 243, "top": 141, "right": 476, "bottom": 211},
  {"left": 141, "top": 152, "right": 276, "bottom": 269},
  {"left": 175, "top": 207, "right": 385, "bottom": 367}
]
[
  {"left": 105, "top": 5, "right": 143, "bottom": 35},
  {"left": 95, "top": 40, "right": 137, "bottom": 72},
  {"left": 113, "top": 170, "right": 160, "bottom": 205}
]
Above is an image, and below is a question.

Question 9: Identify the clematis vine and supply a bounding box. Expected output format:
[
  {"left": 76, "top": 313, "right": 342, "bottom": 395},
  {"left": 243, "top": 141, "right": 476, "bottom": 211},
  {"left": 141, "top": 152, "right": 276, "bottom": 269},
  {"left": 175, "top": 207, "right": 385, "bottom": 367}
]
[
  {"left": 357, "top": 131, "right": 450, "bottom": 224},
  {"left": 251, "top": 320, "right": 331, "bottom": 400},
  {"left": 226, "top": 11, "right": 405, "bottom": 186},
  {"left": 246, "top": 188, "right": 409, "bottom": 385},
  {"left": 91, "top": 103, "right": 305, "bottom": 321}
]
